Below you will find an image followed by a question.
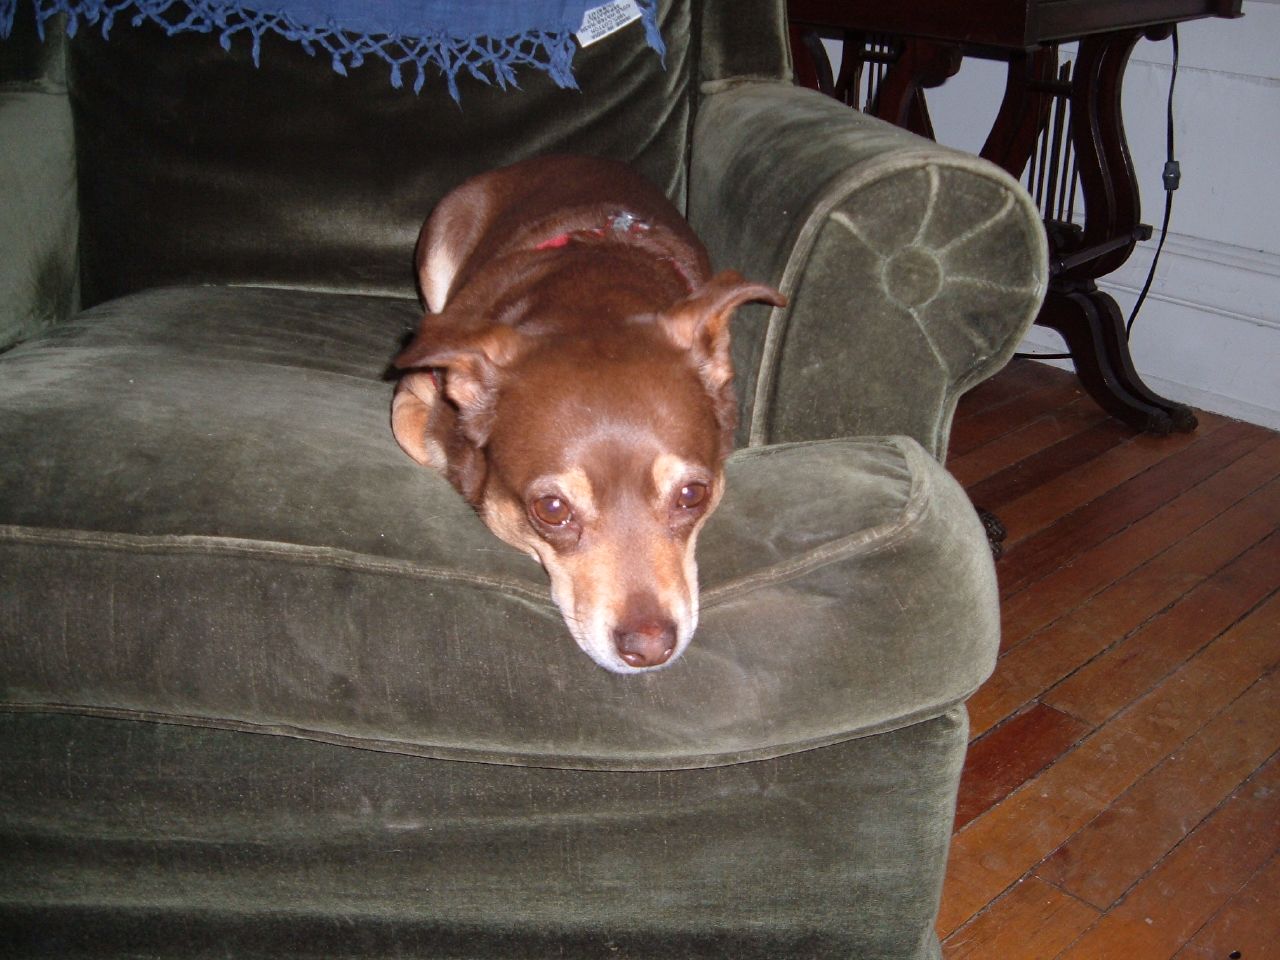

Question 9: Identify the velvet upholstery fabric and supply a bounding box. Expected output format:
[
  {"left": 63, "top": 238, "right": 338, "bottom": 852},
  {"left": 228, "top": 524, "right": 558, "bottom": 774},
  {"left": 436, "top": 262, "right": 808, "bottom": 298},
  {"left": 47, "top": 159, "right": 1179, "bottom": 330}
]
[
  {"left": 0, "top": 0, "right": 1047, "bottom": 954},
  {"left": 0, "top": 5, "right": 76, "bottom": 350},
  {"left": 66, "top": 1, "right": 697, "bottom": 308},
  {"left": 0, "top": 285, "right": 997, "bottom": 770},
  {"left": 2, "top": 709, "right": 964, "bottom": 958},
  {"left": 691, "top": 82, "right": 1047, "bottom": 458},
  {"left": 0, "top": 83, "right": 76, "bottom": 349},
  {"left": 697, "top": 0, "right": 792, "bottom": 85},
  {"left": 0, "top": 0, "right": 63, "bottom": 82}
]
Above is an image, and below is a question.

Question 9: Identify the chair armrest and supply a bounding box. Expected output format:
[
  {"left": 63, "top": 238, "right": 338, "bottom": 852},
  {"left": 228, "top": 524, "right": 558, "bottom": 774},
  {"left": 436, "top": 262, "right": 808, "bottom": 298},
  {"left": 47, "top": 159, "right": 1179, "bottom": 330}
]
[
  {"left": 690, "top": 81, "right": 1047, "bottom": 459},
  {"left": 0, "top": 23, "right": 78, "bottom": 351}
]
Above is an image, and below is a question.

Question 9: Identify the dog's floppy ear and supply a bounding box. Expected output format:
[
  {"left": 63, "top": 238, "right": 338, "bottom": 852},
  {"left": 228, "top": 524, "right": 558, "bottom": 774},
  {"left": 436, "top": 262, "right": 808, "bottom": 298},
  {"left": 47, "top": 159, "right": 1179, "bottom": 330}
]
[
  {"left": 391, "top": 371, "right": 446, "bottom": 468},
  {"left": 661, "top": 271, "right": 786, "bottom": 445},
  {"left": 393, "top": 323, "right": 525, "bottom": 448},
  {"left": 390, "top": 370, "right": 490, "bottom": 503},
  {"left": 662, "top": 270, "right": 787, "bottom": 391}
]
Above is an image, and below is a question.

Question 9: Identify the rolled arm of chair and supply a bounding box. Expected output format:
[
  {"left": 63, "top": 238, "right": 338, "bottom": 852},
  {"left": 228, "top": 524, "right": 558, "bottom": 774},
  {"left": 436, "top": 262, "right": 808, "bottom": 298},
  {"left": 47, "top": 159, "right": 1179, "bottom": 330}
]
[
  {"left": 0, "top": 22, "right": 78, "bottom": 351},
  {"left": 690, "top": 81, "right": 1047, "bottom": 460}
]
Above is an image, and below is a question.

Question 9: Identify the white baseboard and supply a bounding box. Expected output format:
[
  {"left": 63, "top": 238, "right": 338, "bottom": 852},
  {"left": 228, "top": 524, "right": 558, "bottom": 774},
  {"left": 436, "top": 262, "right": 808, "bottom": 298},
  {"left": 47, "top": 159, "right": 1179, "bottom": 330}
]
[
  {"left": 1016, "top": 324, "right": 1280, "bottom": 432},
  {"left": 1015, "top": 225, "right": 1280, "bottom": 432}
]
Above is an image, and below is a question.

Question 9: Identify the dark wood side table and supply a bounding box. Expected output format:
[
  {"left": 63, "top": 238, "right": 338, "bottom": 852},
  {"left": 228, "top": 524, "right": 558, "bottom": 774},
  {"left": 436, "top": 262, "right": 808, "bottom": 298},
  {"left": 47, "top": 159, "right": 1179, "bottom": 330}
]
[{"left": 789, "top": 0, "right": 1243, "bottom": 434}]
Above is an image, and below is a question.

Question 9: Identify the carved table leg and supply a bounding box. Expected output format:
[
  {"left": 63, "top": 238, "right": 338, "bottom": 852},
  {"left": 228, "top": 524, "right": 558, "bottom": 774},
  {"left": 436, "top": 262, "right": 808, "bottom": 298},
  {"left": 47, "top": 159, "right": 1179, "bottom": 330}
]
[
  {"left": 983, "top": 33, "right": 1200, "bottom": 435},
  {"left": 1040, "top": 284, "right": 1198, "bottom": 435},
  {"left": 872, "top": 38, "right": 962, "bottom": 138},
  {"left": 789, "top": 22, "right": 836, "bottom": 96}
]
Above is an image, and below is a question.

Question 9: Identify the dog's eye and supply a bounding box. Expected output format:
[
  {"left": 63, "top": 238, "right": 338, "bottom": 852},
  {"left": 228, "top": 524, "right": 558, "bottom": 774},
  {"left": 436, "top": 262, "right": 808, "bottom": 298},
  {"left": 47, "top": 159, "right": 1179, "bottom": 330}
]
[
  {"left": 532, "top": 495, "right": 573, "bottom": 527},
  {"left": 675, "top": 483, "right": 709, "bottom": 510}
]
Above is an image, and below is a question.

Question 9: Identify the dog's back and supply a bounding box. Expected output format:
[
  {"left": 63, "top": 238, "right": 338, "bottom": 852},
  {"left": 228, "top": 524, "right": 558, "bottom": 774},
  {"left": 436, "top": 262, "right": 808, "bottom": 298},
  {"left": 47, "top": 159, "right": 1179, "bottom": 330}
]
[{"left": 417, "top": 154, "right": 709, "bottom": 316}]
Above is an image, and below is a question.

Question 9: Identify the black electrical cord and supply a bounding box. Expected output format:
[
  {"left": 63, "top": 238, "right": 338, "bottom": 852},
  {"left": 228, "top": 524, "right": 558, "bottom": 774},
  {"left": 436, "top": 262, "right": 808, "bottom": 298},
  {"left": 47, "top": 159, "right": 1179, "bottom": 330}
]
[
  {"left": 1126, "top": 25, "right": 1181, "bottom": 338},
  {"left": 1016, "top": 27, "right": 1181, "bottom": 362}
]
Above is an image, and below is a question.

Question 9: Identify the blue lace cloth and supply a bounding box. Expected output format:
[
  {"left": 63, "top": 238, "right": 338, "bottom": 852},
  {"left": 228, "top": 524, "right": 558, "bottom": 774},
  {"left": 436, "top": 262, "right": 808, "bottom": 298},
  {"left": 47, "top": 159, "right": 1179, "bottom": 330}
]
[{"left": 0, "top": 0, "right": 664, "bottom": 99}]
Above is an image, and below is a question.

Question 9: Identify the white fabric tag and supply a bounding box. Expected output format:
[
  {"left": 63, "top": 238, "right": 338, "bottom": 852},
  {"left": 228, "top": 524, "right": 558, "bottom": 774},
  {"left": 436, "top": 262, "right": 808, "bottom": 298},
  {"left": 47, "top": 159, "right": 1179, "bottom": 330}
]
[{"left": 576, "top": 0, "right": 643, "bottom": 47}]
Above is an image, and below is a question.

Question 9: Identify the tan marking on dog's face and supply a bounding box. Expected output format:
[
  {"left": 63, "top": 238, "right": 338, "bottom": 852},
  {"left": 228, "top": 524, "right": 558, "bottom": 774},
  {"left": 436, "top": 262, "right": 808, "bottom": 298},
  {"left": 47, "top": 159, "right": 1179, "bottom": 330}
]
[
  {"left": 545, "top": 468, "right": 598, "bottom": 526},
  {"left": 652, "top": 454, "right": 725, "bottom": 644},
  {"left": 547, "top": 526, "right": 696, "bottom": 673},
  {"left": 475, "top": 335, "right": 729, "bottom": 673},
  {"left": 651, "top": 454, "right": 689, "bottom": 504},
  {"left": 490, "top": 451, "right": 722, "bottom": 674},
  {"left": 652, "top": 453, "right": 725, "bottom": 522},
  {"left": 480, "top": 496, "right": 543, "bottom": 562}
]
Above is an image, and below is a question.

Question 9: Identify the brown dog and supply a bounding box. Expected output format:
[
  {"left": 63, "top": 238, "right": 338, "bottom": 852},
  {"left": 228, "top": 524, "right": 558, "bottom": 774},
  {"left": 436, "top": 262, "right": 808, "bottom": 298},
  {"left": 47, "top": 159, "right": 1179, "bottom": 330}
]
[{"left": 391, "top": 155, "right": 785, "bottom": 673}]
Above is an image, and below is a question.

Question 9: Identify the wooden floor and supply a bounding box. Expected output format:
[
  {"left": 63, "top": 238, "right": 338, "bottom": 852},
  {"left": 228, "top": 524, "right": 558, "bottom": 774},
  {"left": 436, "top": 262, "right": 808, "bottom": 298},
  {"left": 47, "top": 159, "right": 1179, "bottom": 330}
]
[{"left": 938, "top": 359, "right": 1280, "bottom": 960}]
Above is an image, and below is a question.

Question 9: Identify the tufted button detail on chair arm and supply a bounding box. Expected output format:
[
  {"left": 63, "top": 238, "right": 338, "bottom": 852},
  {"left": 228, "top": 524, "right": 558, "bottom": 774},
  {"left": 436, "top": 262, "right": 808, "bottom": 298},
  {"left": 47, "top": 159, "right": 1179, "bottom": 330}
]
[{"left": 883, "top": 245, "right": 944, "bottom": 309}]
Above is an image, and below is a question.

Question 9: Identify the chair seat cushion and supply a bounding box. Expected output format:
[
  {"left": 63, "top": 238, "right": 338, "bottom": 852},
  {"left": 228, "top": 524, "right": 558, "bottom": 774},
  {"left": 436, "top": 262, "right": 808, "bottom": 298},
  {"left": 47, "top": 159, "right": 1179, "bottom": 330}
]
[{"left": 0, "top": 286, "right": 998, "bottom": 771}]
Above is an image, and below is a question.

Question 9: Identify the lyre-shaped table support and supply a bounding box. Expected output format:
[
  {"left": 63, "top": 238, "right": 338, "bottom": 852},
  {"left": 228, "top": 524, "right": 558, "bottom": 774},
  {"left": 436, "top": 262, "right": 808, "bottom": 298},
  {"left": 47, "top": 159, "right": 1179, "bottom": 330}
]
[
  {"left": 979, "top": 30, "right": 1197, "bottom": 434},
  {"left": 792, "top": 23, "right": 1199, "bottom": 434}
]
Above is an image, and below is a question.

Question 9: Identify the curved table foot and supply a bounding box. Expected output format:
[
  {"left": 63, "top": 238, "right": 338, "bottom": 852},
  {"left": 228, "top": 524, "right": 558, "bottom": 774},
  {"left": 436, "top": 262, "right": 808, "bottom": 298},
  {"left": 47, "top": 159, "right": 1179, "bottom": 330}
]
[{"left": 1039, "top": 286, "right": 1198, "bottom": 435}]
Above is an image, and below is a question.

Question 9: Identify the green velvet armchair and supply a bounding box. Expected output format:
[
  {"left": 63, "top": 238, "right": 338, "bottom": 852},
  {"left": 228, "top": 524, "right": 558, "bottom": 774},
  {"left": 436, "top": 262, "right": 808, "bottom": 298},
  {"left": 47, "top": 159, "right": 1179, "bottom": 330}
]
[{"left": 0, "top": 1, "right": 1046, "bottom": 956}]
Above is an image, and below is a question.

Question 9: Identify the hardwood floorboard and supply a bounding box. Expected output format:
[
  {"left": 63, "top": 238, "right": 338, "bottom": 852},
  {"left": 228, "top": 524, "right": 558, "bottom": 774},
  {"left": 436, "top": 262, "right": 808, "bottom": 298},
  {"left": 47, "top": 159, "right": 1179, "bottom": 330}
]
[
  {"left": 994, "top": 419, "right": 1269, "bottom": 599},
  {"left": 1054, "top": 751, "right": 1280, "bottom": 959},
  {"left": 966, "top": 477, "right": 1280, "bottom": 736},
  {"left": 993, "top": 415, "right": 1217, "bottom": 549},
  {"left": 1038, "top": 659, "right": 1280, "bottom": 909},
  {"left": 952, "top": 358, "right": 1055, "bottom": 421},
  {"left": 1044, "top": 534, "right": 1280, "bottom": 726},
  {"left": 949, "top": 356, "right": 1073, "bottom": 412},
  {"left": 939, "top": 589, "right": 1280, "bottom": 936},
  {"left": 948, "top": 374, "right": 1087, "bottom": 458},
  {"left": 997, "top": 434, "right": 1280, "bottom": 649},
  {"left": 940, "top": 359, "right": 1280, "bottom": 958},
  {"left": 954, "top": 703, "right": 1091, "bottom": 830},
  {"left": 964, "top": 419, "right": 1134, "bottom": 512},
  {"left": 947, "top": 397, "right": 1106, "bottom": 489},
  {"left": 1173, "top": 851, "right": 1280, "bottom": 959},
  {"left": 943, "top": 877, "right": 1099, "bottom": 960}
]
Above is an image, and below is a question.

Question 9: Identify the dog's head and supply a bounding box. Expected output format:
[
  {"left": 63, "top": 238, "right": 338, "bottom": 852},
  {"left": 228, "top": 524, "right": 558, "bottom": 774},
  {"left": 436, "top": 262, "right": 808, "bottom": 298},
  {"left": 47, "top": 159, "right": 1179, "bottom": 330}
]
[{"left": 393, "top": 271, "right": 784, "bottom": 673}]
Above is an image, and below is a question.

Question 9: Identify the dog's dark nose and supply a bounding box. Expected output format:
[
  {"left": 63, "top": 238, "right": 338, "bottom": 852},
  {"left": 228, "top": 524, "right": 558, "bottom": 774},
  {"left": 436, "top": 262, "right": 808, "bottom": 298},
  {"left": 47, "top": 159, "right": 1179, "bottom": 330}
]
[{"left": 614, "top": 621, "right": 677, "bottom": 669}]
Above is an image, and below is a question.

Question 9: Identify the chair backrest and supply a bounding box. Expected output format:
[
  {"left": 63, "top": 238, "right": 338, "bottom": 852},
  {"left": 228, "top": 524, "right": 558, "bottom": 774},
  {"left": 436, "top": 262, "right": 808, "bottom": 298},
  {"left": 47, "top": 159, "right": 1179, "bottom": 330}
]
[
  {"left": 60, "top": 2, "right": 684, "bottom": 306},
  {"left": 7, "top": 0, "right": 788, "bottom": 323},
  {"left": 32, "top": 0, "right": 788, "bottom": 305},
  {"left": 0, "top": 0, "right": 786, "bottom": 308}
]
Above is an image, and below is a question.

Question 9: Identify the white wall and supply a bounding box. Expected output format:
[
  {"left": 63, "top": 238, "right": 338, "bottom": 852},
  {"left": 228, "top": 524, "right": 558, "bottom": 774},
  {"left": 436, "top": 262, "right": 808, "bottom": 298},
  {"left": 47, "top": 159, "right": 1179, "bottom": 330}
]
[{"left": 830, "top": 3, "right": 1280, "bottom": 428}]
